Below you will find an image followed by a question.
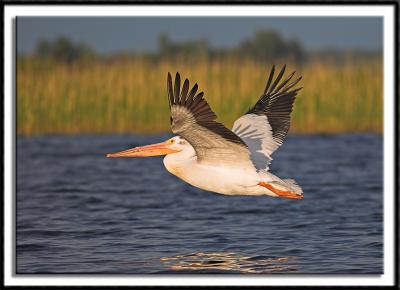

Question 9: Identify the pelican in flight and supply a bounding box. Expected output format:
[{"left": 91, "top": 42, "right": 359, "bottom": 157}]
[{"left": 107, "top": 65, "right": 303, "bottom": 199}]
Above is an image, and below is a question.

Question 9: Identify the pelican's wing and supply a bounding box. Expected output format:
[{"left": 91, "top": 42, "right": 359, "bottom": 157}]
[
  {"left": 167, "top": 72, "right": 252, "bottom": 166},
  {"left": 232, "top": 65, "right": 302, "bottom": 170}
]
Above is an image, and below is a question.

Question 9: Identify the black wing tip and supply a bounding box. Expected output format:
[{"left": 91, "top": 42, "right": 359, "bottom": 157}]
[
  {"left": 167, "top": 71, "right": 248, "bottom": 148},
  {"left": 248, "top": 64, "right": 302, "bottom": 115},
  {"left": 175, "top": 72, "right": 181, "bottom": 82},
  {"left": 171, "top": 71, "right": 180, "bottom": 82},
  {"left": 167, "top": 71, "right": 182, "bottom": 83},
  {"left": 168, "top": 72, "right": 209, "bottom": 103},
  {"left": 293, "top": 86, "right": 303, "bottom": 93},
  {"left": 167, "top": 72, "right": 172, "bottom": 87},
  {"left": 168, "top": 72, "right": 202, "bottom": 107},
  {"left": 269, "top": 64, "right": 302, "bottom": 94}
]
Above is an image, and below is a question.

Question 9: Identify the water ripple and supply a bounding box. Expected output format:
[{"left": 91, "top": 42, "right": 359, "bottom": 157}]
[{"left": 17, "top": 134, "right": 383, "bottom": 274}]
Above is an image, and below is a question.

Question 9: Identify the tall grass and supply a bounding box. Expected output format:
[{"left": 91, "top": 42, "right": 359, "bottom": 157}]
[{"left": 17, "top": 56, "right": 382, "bottom": 135}]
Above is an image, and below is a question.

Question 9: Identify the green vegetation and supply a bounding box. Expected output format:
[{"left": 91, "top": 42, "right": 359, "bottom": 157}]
[
  {"left": 32, "top": 29, "right": 306, "bottom": 64},
  {"left": 18, "top": 31, "right": 382, "bottom": 135},
  {"left": 157, "top": 30, "right": 305, "bottom": 63},
  {"left": 35, "top": 36, "right": 97, "bottom": 64},
  {"left": 17, "top": 56, "right": 382, "bottom": 135}
]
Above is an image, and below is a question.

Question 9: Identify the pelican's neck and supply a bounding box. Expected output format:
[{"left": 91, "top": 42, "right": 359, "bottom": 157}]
[{"left": 163, "top": 146, "right": 196, "bottom": 176}]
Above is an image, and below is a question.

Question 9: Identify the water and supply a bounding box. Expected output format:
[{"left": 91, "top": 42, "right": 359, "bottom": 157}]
[{"left": 16, "top": 134, "right": 383, "bottom": 274}]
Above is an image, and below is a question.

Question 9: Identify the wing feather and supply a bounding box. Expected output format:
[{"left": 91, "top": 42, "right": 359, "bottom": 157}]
[
  {"left": 232, "top": 65, "right": 302, "bottom": 170},
  {"left": 168, "top": 73, "right": 253, "bottom": 166}
]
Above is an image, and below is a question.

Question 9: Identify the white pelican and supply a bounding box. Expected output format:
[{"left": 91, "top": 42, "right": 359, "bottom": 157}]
[{"left": 107, "top": 65, "right": 303, "bottom": 199}]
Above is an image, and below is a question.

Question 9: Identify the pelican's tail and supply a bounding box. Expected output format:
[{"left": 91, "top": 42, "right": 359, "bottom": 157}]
[
  {"left": 282, "top": 179, "right": 303, "bottom": 196},
  {"left": 258, "top": 171, "right": 304, "bottom": 199}
]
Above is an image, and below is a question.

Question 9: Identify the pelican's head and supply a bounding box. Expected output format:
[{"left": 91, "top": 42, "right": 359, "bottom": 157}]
[{"left": 106, "top": 136, "right": 190, "bottom": 158}]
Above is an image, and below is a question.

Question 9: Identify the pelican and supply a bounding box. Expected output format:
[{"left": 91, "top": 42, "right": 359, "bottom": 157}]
[{"left": 107, "top": 65, "right": 303, "bottom": 199}]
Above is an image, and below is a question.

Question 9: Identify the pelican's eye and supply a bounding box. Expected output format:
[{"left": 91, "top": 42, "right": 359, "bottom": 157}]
[{"left": 170, "top": 139, "right": 175, "bottom": 144}]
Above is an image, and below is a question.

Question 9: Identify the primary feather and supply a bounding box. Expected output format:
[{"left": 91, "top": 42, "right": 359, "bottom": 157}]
[
  {"left": 232, "top": 65, "right": 302, "bottom": 170},
  {"left": 167, "top": 72, "right": 253, "bottom": 167}
]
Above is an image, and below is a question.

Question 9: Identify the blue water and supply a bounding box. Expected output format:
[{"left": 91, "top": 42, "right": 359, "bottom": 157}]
[{"left": 16, "top": 134, "right": 383, "bottom": 274}]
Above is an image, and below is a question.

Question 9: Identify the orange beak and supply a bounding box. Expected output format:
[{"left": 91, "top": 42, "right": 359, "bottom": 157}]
[{"left": 106, "top": 141, "right": 179, "bottom": 158}]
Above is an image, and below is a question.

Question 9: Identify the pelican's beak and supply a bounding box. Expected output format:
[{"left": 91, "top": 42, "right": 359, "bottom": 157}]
[{"left": 106, "top": 141, "right": 179, "bottom": 158}]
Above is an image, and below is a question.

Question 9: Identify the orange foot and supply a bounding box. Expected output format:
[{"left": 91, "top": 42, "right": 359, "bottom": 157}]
[{"left": 258, "top": 182, "right": 303, "bottom": 199}]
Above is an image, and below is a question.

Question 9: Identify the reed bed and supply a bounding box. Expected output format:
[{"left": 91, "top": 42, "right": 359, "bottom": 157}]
[{"left": 17, "top": 57, "right": 383, "bottom": 135}]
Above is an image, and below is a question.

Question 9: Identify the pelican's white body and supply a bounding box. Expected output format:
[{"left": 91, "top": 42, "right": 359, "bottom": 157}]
[{"left": 163, "top": 147, "right": 279, "bottom": 196}]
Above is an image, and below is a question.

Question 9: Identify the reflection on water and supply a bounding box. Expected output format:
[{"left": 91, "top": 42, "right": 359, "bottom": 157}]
[{"left": 161, "top": 252, "right": 298, "bottom": 273}]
